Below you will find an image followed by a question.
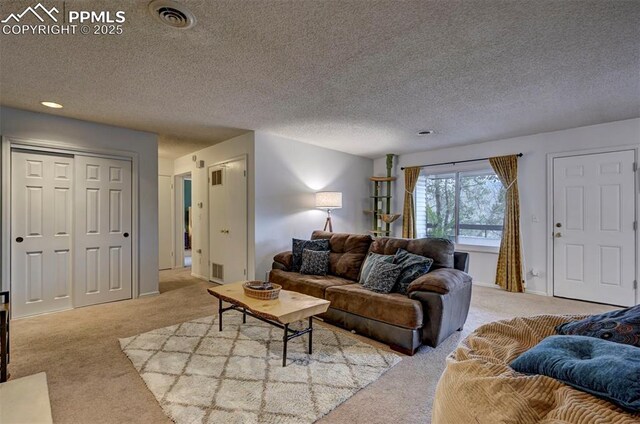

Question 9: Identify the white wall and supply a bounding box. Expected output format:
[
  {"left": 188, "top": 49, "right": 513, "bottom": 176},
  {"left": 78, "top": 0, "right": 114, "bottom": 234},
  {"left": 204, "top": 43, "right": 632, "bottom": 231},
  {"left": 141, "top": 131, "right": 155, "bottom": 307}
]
[
  {"left": 374, "top": 118, "right": 640, "bottom": 295},
  {"left": 171, "top": 131, "right": 373, "bottom": 282},
  {"left": 0, "top": 106, "right": 159, "bottom": 296},
  {"left": 158, "top": 158, "right": 175, "bottom": 269},
  {"left": 173, "top": 132, "right": 256, "bottom": 280},
  {"left": 158, "top": 157, "right": 174, "bottom": 176},
  {"left": 254, "top": 133, "right": 373, "bottom": 279}
]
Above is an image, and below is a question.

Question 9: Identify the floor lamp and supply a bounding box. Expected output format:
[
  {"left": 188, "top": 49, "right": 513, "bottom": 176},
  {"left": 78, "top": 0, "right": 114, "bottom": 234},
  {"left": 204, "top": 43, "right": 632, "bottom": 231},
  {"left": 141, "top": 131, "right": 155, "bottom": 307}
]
[{"left": 315, "top": 191, "right": 342, "bottom": 232}]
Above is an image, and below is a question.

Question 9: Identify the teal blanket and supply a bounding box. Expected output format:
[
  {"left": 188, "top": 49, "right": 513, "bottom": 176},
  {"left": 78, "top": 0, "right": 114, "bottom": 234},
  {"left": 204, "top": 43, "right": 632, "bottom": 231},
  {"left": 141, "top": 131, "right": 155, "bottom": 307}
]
[{"left": 511, "top": 335, "right": 640, "bottom": 412}]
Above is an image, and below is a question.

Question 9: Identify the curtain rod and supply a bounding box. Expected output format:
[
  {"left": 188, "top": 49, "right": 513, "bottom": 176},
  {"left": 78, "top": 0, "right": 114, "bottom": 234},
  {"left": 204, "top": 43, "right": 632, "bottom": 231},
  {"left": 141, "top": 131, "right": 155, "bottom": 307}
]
[{"left": 400, "top": 153, "right": 523, "bottom": 171}]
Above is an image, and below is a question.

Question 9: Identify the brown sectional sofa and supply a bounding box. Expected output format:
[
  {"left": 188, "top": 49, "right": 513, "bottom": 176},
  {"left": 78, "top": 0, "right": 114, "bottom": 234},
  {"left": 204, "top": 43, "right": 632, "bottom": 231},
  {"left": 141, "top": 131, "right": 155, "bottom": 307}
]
[{"left": 269, "top": 230, "right": 472, "bottom": 355}]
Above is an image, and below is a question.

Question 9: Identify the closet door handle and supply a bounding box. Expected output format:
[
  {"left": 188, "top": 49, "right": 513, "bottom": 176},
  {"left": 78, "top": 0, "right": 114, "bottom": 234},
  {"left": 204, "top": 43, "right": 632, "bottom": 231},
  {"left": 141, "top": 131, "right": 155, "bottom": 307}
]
[
  {"left": 123, "top": 232, "right": 129, "bottom": 238},
  {"left": 15, "top": 237, "right": 23, "bottom": 243}
]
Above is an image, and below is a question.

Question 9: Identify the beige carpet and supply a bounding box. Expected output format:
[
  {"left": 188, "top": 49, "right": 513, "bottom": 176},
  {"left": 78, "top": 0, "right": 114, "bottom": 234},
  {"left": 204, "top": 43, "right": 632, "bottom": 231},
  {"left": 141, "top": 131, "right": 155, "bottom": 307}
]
[
  {"left": 120, "top": 314, "right": 399, "bottom": 423},
  {"left": 8, "top": 269, "right": 616, "bottom": 424}
]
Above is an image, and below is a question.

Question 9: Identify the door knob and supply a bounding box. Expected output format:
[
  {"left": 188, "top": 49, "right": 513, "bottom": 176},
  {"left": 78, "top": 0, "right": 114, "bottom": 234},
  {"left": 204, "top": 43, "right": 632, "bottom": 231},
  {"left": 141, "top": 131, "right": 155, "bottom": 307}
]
[
  {"left": 555, "top": 223, "right": 562, "bottom": 228},
  {"left": 15, "top": 237, "right": 23, "bottom": 243},
  {"left": 555, "top": 232, "right": 562, "bottom": 238},
  {"left": 123, "top": 232, "right": 129, "bottom": 238}
]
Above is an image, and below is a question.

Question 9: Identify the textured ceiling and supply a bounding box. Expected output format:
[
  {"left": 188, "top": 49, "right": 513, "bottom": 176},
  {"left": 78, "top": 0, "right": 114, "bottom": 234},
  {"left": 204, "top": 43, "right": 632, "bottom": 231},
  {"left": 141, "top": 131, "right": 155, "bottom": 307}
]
[
  {"left": 0, "top": 0, "right": 638, "bottom": 159},
  {"left": 156, "top": 134, "right": 247, "bottom": 159}
]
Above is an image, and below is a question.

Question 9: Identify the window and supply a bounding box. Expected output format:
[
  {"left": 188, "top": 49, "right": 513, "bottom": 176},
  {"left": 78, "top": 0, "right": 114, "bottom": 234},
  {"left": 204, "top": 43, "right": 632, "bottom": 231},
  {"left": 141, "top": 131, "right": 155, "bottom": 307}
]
[{"left": 415, "top": 168, "right": 505, "bottom": 247}]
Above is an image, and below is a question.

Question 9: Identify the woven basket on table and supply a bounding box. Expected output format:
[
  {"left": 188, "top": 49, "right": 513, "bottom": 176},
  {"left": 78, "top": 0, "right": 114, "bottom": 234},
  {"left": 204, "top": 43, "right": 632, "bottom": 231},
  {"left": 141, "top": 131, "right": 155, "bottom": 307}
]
[{"left": 242, "top": 281, "right": 281, "bottom": 300}]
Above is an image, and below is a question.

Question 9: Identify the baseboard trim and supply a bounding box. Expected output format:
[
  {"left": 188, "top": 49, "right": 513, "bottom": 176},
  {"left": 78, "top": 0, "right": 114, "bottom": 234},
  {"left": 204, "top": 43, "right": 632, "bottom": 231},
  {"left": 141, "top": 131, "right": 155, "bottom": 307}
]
[
  {"left": 472, "top": 281, "right": 499, "bottom": 289},
  {"left": 524, "top": 288, "right": 550, "bottom": 296},
  {"left": 191, "top": 272, "right": 208, "bottom": 281},
  {"left": 139, "top": 291, "right": 160, "bottom": 298},
  {"left": 473, "top": 281, "right": 549, "bottom": 296}
]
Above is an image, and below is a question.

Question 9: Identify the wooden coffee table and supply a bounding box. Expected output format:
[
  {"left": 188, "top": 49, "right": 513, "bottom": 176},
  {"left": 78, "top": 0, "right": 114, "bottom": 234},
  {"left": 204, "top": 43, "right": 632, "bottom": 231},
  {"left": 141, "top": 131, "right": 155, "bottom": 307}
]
[{"left": 207, "top": 282, "right": 330, "bottom": 366}]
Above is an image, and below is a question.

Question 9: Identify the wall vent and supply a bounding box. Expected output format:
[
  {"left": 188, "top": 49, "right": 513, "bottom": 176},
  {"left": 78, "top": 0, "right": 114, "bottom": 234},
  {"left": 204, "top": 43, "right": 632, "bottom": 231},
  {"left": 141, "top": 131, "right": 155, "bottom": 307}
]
[
  {"left": 211, "top": 170, "right": 223, "bottom": 186},
  {"left": 211, "top": 263, "right": 224, "bottom": 280},
  {"left": 149, "top": 0, "right": 196, "bottom": 29}
]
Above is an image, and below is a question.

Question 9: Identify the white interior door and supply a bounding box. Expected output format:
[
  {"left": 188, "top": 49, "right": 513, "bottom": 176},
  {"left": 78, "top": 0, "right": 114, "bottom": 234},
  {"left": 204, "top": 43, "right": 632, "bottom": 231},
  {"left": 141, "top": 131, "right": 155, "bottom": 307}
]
[
  {"left": 75, "top": 156, "right": 132, "bottom": 307},
  {"left": 224, "top": 158, "right": 248, "bottom": 282},
  {"left": 208, "top": 158, "right": 247, "bottom": 283},
  {"left": 553, "top": 150, "right": 636, "bottom": 306},
  {"left": 208, "top": 165, "right": 227, "bottom": 282},
  {"left": 11, "top": 151, "right": 74, "bottom": 318},
  {"left": 158, "top": 175, "right": 173, "bottom": 270}
]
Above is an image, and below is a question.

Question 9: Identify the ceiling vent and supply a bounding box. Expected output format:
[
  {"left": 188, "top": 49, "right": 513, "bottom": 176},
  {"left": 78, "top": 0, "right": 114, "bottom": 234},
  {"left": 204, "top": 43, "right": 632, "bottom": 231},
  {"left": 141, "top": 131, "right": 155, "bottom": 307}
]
[{"left": 149, "top": 0, "right": 196, "bottom": 29}]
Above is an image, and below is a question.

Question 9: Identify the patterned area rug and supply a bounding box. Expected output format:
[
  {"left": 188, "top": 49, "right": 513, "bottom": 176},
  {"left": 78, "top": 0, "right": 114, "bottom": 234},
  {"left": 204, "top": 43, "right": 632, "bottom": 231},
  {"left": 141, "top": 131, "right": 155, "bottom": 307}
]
[{"left": 119, "top": 314, "right": 401, "bottom": 423}]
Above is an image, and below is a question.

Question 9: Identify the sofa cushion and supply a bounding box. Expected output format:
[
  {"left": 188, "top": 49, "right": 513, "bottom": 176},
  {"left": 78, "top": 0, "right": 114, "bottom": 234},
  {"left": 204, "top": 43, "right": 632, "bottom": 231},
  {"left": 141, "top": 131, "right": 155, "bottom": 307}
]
[
  {"left": 359, "top": 252, "right": 394, "bottom": 284},
  {"left": 269, "top": 269, "right": 353, "bottom": 299},
  {"left": 370, "top": 237, "right": 454, "bottom": 270},
  {"left": 300, "top": 249, "right": 330, "bottom": 276},
  {"left": 273, "top": 251, "right": 293, "bottom": 271},
  {"left": 311, "top": 231, "right": 373, "bottom": 281},
  {"left": 407, "top": 268, "right": 472, "bottom": 295},
  {"left": 392, "top": 248, "right": 433, "bottom": 294},
  {"left": 291, "top": 238, "right": 330, "bottom": 272},
  {"left": 325, "top": 284, "right": 423, "bottom": 329},
  {"left": 362, "top": 261, "right": 402, "bottom": 294}
]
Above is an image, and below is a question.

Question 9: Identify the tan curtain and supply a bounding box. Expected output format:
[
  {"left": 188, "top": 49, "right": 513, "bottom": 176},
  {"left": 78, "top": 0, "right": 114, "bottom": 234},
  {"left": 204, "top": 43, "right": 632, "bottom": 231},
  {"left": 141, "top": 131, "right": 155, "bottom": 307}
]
[
  {"left": 489, "top": 155, "right": 524, "bottom": 292},
  {"left": 402, "top": 167, "right": 421, "bottom": 238}
]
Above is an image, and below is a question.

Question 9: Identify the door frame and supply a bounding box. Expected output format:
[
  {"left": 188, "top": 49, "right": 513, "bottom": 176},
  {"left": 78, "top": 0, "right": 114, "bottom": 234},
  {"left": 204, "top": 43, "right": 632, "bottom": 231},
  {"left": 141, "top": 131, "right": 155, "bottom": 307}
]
[
  {"left": 173, "top": 172, "right": 191, "bottom": 269},
  {"left": 208, "top": 154, "right": 248, "bottom": 283},
  {"left": 158, "top": 174, "right": 175, "bottom": 270},
  {"left": 1, "top": 136, "right": 141, "bottom": 301},
  {"left": 546, "top": 145, "right": 639, "bottom": 305}
]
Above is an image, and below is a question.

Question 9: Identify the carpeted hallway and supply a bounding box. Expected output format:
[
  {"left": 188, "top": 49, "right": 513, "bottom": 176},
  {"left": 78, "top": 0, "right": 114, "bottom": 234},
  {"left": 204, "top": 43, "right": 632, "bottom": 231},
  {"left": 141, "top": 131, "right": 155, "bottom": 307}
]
[{"left": 9, "top": 269, "right": 616, "bottom": 424}]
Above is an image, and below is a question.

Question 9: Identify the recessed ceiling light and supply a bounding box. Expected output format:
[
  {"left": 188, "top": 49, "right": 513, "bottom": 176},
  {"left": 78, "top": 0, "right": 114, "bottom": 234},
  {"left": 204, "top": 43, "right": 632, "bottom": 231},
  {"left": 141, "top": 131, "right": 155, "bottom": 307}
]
[
  {"left": 41, "top": 101, "right": 63, "bottom": 109},
  {"left": 418, "top": 130, "right": 435, "bottom": 135}
]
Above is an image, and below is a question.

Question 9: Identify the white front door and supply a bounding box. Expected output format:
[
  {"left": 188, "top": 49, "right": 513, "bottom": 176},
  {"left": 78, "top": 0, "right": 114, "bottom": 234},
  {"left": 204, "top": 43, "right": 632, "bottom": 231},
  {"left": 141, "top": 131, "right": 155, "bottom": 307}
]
[
  {"left": 158, "top": 175, "right": 173, "bottom": 270},
  {"left": 553, "top": 150, "right": 636, "bottom": 306},
  {"left": 74, "top": 156, "right": 132, "bottom": 307},
  {"left": 208, "top": 158, "right": 247, "bottom": 283},
  {"left": 11, "top": 151, "right": 74, "bottom": 318}
]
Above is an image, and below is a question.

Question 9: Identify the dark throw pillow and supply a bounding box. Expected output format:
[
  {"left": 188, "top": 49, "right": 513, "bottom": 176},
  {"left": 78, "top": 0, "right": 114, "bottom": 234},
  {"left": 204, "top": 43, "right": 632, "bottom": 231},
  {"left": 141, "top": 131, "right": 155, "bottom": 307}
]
[
  {"left": 359, "top": 252, "right": 394, "bottom": 284},
  {"left": 556, "top": 304, "right": 640, "bottom": 347},
  {"left": 392, "top": 248, "right": 434, "bottom": 294},
  {"left": 291, "top": 238, "right": 330, "bottom": 272},
  {"left": 362, "top": 261, "right": 402, "bottom": 294},
  {"left": 300, "top": 249, "right": 330, "bottom": 276},
  {"left": 510, "top": 335, "right": 640, "bottom": 412}
]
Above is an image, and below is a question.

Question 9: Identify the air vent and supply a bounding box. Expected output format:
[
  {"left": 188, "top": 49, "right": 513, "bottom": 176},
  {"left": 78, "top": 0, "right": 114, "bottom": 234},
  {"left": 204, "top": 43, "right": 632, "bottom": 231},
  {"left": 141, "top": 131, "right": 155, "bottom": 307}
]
[
  {"left": 211, "top": 170, "right": 223, "bottom": 186},
  {"left": 149, "top": 0, "right": 196, "bottom": 29},
  {"left": 211, "top": 263, "right": 224, "bottom": 281}
]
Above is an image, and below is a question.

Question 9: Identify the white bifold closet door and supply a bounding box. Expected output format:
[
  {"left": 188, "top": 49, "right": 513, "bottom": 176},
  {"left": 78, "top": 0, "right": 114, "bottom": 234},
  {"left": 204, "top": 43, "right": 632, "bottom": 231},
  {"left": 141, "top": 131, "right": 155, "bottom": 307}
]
[
  {"left": 11, "top": 151, "right": 74, "bottom": 317},
  {"left": 74, "top": 155, "right": 132, "bottom": 307}
]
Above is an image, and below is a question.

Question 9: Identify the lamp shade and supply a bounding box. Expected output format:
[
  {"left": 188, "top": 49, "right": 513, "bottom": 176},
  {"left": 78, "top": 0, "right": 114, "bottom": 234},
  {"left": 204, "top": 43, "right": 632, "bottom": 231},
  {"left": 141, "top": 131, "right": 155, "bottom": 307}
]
[{"left": 315, "top": 191, "right": 342, "bottom": 209}]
